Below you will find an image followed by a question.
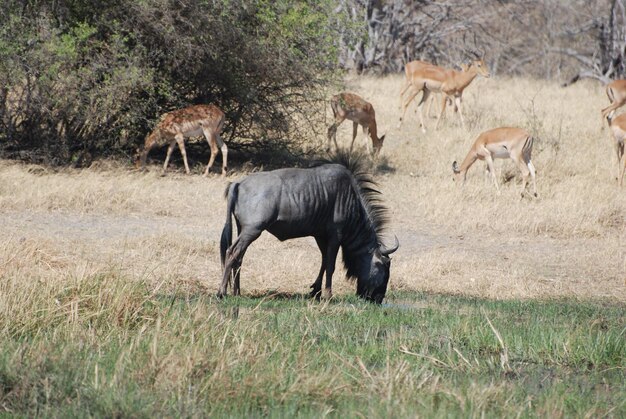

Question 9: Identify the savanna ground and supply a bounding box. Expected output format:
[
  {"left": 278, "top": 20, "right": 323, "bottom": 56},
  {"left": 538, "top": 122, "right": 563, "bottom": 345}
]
[{"left": 1, "top": 76, "right": 625, "bottom": 417}]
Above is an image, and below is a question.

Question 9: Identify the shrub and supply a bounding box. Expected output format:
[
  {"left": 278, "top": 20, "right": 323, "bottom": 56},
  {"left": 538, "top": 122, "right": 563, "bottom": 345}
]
[{"left": 0, "top": 0, "right": 344, "bottom": 165}]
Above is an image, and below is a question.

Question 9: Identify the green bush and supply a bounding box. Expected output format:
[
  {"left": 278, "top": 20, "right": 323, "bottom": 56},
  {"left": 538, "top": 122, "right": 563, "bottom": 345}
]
[{"left": 0, "top": 0, "right": 344, "bottom": 165}]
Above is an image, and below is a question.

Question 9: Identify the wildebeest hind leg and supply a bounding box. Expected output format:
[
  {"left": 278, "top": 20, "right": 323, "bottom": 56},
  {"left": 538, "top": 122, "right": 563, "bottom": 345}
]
[
  {"left": 218, "top": 229, "right": 262, "bottom": 298},
  {"left": 310, "top": 237, "right": 327, "bottom": 299},
  {"left": 232, "top": 259, "right": 242, "bottom": 296},
  {"left": 323, "top": 240, "right": 340, "bottom": 300},
  {"left": 232, "top": 222, "right": 243, "bottom": 295}
]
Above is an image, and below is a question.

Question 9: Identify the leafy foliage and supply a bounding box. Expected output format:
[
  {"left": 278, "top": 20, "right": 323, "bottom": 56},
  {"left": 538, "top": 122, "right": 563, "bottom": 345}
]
[{"left": 0, "top": 0, "right": 343, "bottom": 165}]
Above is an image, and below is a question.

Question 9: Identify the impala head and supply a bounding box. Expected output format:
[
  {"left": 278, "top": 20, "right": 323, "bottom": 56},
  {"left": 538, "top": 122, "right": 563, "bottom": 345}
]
[
  {"left": 470, "top": 59, "right": 490, "bottom": 78},
  {"left": 373, "top": 134, "right": 386, "bottom": 156},
  {"left": 135, "top": 131, "right": 158, "bottom": 170}
]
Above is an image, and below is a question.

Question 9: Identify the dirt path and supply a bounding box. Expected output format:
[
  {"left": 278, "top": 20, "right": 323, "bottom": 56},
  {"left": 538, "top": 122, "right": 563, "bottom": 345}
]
[{"left": 3, "top": 209, "right": 624, "bottom": 301}]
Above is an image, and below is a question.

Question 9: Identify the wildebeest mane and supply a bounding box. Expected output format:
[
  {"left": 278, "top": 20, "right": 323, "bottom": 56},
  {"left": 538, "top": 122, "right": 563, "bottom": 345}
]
[{"left": 313, "top": 151, "right": 390, "bottom": 280}]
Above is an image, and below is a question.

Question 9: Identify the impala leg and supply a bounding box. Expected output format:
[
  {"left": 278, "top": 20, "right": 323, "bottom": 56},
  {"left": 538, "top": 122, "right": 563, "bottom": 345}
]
[
  {"left": 528, "top": 161, "right": 538, "bottom": 197},
  {"left": 426, "top": 94, "right": 435, "bottom": 118},
  {"left": 203, "top": 131, "right": 219, "bottom": 177},
  {"left": 484, "top": 154, "right": 499, "bottom": 193},
  {"left": 619, "top": 156, "right": 626, "bottom": 187},
  {"left": 175, "top": 134, "right": 191, "bottom": 174},
  {"left": 434, "top": 94, "right": 443, "bottom": 118},
  {"left": 514, "top": 155, "right": 531, "bottom": 197},
  {"left": 602, "top": 103, "right": 618, "bottom": 122},
  {"left": 484, "top": 164, "right": 491, "bottom": 185},
  {"left": 455, "top": 96, "right": 466, "bottom": 131},
  {"left": 217, "top": 134, "right": 228, "bottom": 176},
  {"left": 349, "top": 121, "right": 358, "bottom": 153},
  {"left": 399, "top": 82, "right": 412, "bottom": 109},
  {"left": 362, "top": 124, "right": 372, "bottom": 154},
  {"left": 416, "top": 89, "right": 431, "bottom": 133},
  {"left": 433, "top": 93, "right": 447, "bottom": 130},
  {"left": 615, "top": 140, "right": 624, "bottom": 182},
  {"left": 163, "top": 139, "right": 177, "bottom": 174},
  {"left": 398, "top": 88, "right": 421, "bottom": 128}
]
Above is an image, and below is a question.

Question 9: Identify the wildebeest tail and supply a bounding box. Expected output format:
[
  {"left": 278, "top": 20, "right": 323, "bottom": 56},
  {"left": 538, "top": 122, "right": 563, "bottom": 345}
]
[{"left": 220, "top": 182, "right": 239, "bottom": 267}]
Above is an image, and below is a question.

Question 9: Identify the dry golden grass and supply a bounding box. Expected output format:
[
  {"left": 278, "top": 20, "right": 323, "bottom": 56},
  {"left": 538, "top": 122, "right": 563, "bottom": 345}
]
[{"left": 1, "top": 76, "right": 625, "bottom": 302}]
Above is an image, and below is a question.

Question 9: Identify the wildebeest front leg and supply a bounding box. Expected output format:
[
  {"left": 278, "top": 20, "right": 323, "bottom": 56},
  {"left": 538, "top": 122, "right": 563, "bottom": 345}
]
[
  {"left": 310, "top": 237, "right": 327, "bottom": 299},
  {"left": 323, "top": 240, "right": 340, "bottom": 300}
]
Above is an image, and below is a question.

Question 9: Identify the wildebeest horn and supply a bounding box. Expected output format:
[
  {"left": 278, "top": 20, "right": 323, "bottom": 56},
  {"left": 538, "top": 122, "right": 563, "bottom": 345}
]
[{"left": 380, "top": 235, "right": 399, "bottom": 256}]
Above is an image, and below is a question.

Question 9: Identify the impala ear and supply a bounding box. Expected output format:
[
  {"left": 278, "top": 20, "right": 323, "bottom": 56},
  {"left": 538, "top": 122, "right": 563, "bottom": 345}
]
[{"left": 452, "top": 161, "right": 460, "bottom": 174}]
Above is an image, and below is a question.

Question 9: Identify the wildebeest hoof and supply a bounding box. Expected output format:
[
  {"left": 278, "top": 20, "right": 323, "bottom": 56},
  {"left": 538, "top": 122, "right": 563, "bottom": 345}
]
[{"left": 310, "top": 285, "right": 322, "bottom": 300}]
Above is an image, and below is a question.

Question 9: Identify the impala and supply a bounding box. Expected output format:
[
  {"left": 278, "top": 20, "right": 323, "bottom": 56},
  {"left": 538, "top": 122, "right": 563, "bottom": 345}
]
[
  {"left": 452, "top": 127, "right": 537, "bottom": 197},
  {"left": 399, "top": 61, "right": 470, "bottom": 120},
  {"left": 399, "top": 59, "right": 490, "bottom": 133},
  {"left": 399, "top": 60, "right": 441, "bottom": 117},
  {"left": 137, "top": 104, "right": 227, "bottom": 176},
  {"left": 601, "top": 79, "right": 626, "bottom": 121},
  {"left": 607, "top": 113, "right": 626, "bottom": 186},
  {"left": 327, "top": 93, "right": 386, "bottom": 155}
]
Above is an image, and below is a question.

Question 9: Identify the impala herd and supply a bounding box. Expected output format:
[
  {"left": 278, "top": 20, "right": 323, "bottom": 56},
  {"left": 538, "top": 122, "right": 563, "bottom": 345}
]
[{"left": 136, "top": 58, "right": 626, "bottom": 189}]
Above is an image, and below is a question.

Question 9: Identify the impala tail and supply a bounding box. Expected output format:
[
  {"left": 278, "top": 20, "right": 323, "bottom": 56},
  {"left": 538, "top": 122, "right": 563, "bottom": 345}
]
[
  {"left": 220, "top": 182, "right": 239, "bottom": 267},
  {"left": 522, "top": 135, "right": 534, "bottom": 162}
]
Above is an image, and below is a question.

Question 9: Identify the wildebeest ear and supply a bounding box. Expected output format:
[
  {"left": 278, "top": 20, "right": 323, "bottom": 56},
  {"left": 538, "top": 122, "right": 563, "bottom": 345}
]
[{"left": 380, "top": 235, "right": 399, "bottom": 256}]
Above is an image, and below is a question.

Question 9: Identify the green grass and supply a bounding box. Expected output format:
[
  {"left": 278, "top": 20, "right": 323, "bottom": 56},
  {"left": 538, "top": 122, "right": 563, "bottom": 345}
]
[{"left": 1, "top": 274, "right": 625, "bottom": 417}]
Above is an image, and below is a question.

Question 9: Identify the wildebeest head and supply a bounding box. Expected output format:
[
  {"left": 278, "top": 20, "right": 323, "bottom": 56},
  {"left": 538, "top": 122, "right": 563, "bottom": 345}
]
[{"left": 356, "top": 237, "right": 399, "bottom": 304}]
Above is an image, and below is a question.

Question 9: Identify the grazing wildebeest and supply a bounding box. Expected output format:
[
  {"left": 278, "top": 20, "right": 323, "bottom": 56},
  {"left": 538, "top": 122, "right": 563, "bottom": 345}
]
[{"left": 218, "top": 153, "right": 399, "bottom": 303}]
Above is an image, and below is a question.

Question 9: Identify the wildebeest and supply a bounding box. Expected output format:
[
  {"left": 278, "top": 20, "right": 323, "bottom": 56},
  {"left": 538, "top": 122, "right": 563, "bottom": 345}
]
[{"left": 218, "top": 152, "right": 399, "bottom": 303}]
